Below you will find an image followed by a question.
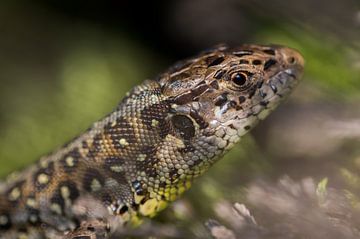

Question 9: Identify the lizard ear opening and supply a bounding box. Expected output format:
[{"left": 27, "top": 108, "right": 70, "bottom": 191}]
[{"left": 171, "top": 114, "right": 196, "bottom": 141}]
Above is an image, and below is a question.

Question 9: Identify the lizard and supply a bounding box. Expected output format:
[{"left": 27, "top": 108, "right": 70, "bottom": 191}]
[{"left": 0, "top": 44, "right": 304, "bottom": 239}]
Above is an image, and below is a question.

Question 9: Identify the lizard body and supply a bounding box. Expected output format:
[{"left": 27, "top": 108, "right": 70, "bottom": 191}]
[{"left": 0, "top": 44, "right": 304, "bottom": 238}]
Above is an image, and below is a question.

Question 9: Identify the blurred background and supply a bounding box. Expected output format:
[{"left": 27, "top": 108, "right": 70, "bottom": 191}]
[{"left": 1, "top": 0, "right": 360, "bottom": 238}]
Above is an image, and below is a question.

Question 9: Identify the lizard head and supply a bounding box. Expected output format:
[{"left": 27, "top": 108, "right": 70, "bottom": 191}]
[{"left": 159, "top": 44, "right": 304, "bottom": 160}]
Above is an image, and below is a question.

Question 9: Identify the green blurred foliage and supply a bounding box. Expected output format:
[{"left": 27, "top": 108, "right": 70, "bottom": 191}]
[
  {"left": 257, "top": 24, "right": 360, "bottom": 99},
  {"left": 0, "top": 26, "right": 159, "bottom": 175}
]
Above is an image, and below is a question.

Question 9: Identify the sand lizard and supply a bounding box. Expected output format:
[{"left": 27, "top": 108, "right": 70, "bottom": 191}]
[{"left": 0, "top": 44, "right": 304, "bottom": 239}]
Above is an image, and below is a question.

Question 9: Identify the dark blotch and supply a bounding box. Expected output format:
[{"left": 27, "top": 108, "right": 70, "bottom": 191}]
[
  {"left": 190, "top": 109, "right": 208, "bottom": 129},
  {"left": 248, "top": 86, "right": 257, "bottom": 99},
  {"left": 215, "top": 93, "right": 228, "bottom": 107},
  {"left": 210, "top": 80, "right": 219, "bottom": 90},
  {"left": 50, "top": 193, "right": 65, "bottom": 215},
  {"left": 238, "top": 96, "right": 246, "bottom": 104},
  {"left": 34, "top": 161, "right": 54, "bottom": 191},
  {"left": 244, "top": 125, "right": 251, "bottom": 130},
  {"left": 61, "top": 148, "right": 80, "bottom": 173},
  {"left": 270, "top": 83, "right": 278, "bottom": 93},
  {"left": 171, "top": 115, "right": 195, "bottom": 140},
  {"left": 257, "top": 80, "right": 264, "bottom": 88},
  {"left": 169, "top": 169, "right": 179, "bottom": 182},
  {"left": 260, "top": 101, "right": 269, "bottom": 107},
  {"left": 172, "top": 92, "right": 194, "bottom": 105},
  {"left": 214, "top": 70, "right": 225, "bottom": 79},
  {"left": 104, "top": 117, "right": 137, "bottom": 150},
  {"left": 132, "top": 181, "right": 144, "bottom": 196},
  {"left": 264, "top": 59, "right": 277, "bottom": 71},
  {"left": 0, "top": 213, "right": 11, "bottom": 230},
  {"left": 136, "top": 146, "right": 158, "bottom": 178},
  {"left": 140, "top": 102, "right": 171, "bottom": 138},
  {"left": 83, "top": 169, "right": 105, "bottom": 192},
  {"left": 239, "top": 59, "right": 249, "bottom": 64},
  {"left": 87, "top": 226, "right": 95, "bottom": 232},
  {"left": 207, "top": 56, "right": 225, "bottom": 67},
  {"left": 263, "top": 49, "right": 276, "bottom": 55},
  {"left": 252, "top": 59, "right": 262, "bottom": 65},
  {"left": 259, "top": 89, "right": 267, "bottom": 98},
  {"left": 119, "top": 205, "right": 128, "bottom": 214},
  {"left": 59, "top": 181, "right": 80, "bottom": 202},
  {"left": 191, "top": 84, "right": 209, "bottom": 98},
  {"left": 27, "top": 207, "right": 40, "bottom": 225}
]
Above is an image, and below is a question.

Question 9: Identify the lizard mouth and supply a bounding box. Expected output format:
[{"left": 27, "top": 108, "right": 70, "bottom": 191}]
[{"left": 248, "top": 66, "right": 303, "bottom": 117}]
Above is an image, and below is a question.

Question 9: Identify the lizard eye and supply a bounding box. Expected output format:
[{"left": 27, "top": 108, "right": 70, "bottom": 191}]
[
  {"left": 228, "top": 70, "right": 255, "bottom": 91},
  {"left": 231, "top": 72, "right": 247, "bottom": 86}
]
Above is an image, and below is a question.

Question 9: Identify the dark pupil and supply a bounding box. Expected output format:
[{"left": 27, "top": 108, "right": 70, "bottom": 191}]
[{"left": 232, "top": 73, "right": 247, "bottom": 86}]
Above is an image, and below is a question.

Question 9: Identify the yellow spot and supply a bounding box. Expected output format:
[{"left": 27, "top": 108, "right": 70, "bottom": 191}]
[
  {"left": 137, "top": 154, "right": 146, "bottom": 162},
  {"left": 177, "top": 186, "right": 186, "bottom": 195},
  {"left": 26, "top": 198, "right": 37, "bottom": 208},
  {"left": 50, "top": 203, "right": 62, "bottom": 215},
  {"left": 139, "top": 198, "right": 158, "bottom": 217},
  {"left": 60, "top": 186, "right": 70, "bottom": 199},
  {"left": 8, "top": 187, "right": 21, "bottom": 201},
  {"left": 119, "top": 138, "right": 129, "bottom": 147},
  {"left": 37, "top": 174, "right": 49, "bottom": 184},
  {"left": 91, "top": 179, "right": 102, "bottom": 192},
  {"left": 151, "top": 119, "right": 159, "bottom": 127},
  {"left": 110, "top": 165, "right": 123, "bottom": 173},
  {"left": 65, "top": 156, "right": 75, "bottom": 167}
]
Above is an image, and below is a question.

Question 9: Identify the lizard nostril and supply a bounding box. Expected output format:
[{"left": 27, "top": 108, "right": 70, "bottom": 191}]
[{"left": 288, "top": 57, "right": 296, "bottom": 64}]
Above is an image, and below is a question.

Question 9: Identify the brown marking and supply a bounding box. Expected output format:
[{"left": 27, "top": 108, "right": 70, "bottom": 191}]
[
  {"left": 135, "top": 146, "right": 158, "bottom": 178},
  {"left": 140, "top": 102, "right": 171, "bottom": 138},
  {"left": 103, "top": 117, "right": 137, "bottom": 150}
]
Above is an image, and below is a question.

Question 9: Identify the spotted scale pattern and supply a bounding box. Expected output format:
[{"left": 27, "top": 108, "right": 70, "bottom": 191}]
[{"left": 0, "top": 44, "right": 304, "bottom": 239}]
